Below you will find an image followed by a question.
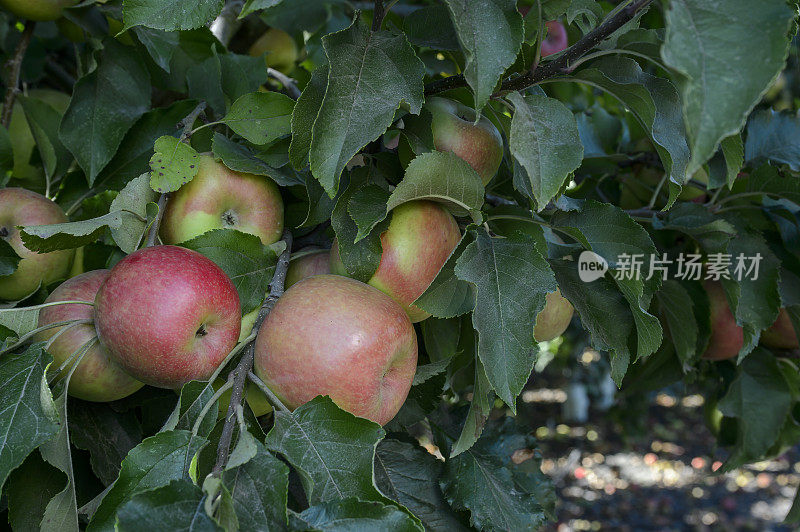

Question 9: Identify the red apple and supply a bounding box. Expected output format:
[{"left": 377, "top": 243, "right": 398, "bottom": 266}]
[
  {"left": 541, "top": 21, "right": 568, "bottom": 57},
  {"left": 94, "top": 245, "right": 241, "bottom": 389},
  {"left": 35, "top": 270, "right": 143, "bottom": 402},
  {"left": 702, "top": 280, "right": 744, "bottom": 361},
  {"left": 160, "top": 154, "right": 284, "bottom": 246},
  {"left": 533, "top": 289, "right": 574, "bottom": 342},
  {"left": 254, "top": 275, "right": 417, "bottom": 425},
  {"left": 761, "top": 308, "right": 798, "bottom": 349},
  {"left": 426, "top": 97, "right": 504, "bottom": 185},
  {"left": 285, "top": 248, "right": 331, "bottom": 289},
  {"left": 330, "top": 200, "right": 461, "bottom": 323},
  {"left": 0, "top": 188, "right": 75, "bottom": 300}
]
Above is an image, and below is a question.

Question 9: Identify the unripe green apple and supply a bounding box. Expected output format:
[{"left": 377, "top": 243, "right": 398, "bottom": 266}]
[
  {"left": 212, "top": 378, "right": 273, "bottom": 418},
  {"left": 702, "top": 280, "right": 743, "bottom": 361},
  {"left": 0, "top": 0, "right": 75, "bottom": 21},
  {"left": 0, "top": 188, "right": 75, "bottom": 300},
  {"left": 760, "top": 308, "right": 798, "bottom": 349},
  {"left": 254, "top": 275, "right": 418, "bottom": 425},
  {"left": 94, "top": 245, "right": 241, "bottom": 389},
  {"left": 35, "top": 270, "right": 143, "bottom": 401},
  {"left": 533, "top": 288, "right": 574, "bottom": 342},
  {"left": 426, "top": 97, "right": 503, "bottom": 185},
  {"left": 248, "top": 28, "right": 298, "bottom": 74},
  {"left": 160, "top": 154, "right": 284, "bottom": 246},
  {"left": 330, "top": 200, "right": 461, "bottom": 323}
]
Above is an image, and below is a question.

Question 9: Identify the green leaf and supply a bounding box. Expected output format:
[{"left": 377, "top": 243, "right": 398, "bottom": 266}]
[
  {"left": 297, "top": 498, "right": 422, "bottom": 532},
  {"left": 68, "top": 401, "right": 142, "bottom": 486},
  {"left": 7, "top": 451, "right": 66, "bottom": 532},
  {"left": 375, "top": 439, "right": 468, "bottom": 532},
  {"left": 415, "top": 232, "right": 475, "bottom": 319},
  {"left": 60, "top": 39, "right": 151, "bottom": 186},
  {"left": 109, "top": 173, "right": 159, "bottom": 252},
  {"left": 211, "top": 133, "right": 301, "bottom": 187},
  {"left": 0, "top": 124, "right": 12, "bottom": 178},
  {"left": 148, "top": 136, "right": 201, "bottom": 193},
  {"left": 219, "top": 54, "right": 270, "bottom": 104},
  {"left": 732, "top": 164, "right": 800, "bottom": 204},
  {"left": 656, "top": 280, "right": 698, "bottom": 371},
  {"left": 403, "top": 5, "right": 460, "bottom": 51},
  {"left": 454, "top": 229, "right": 556, "bottom": 410},
  {"left": 388, "top": 152, "right": 485, "bottom": 222},
  {"left": 265, "top": 396, "right": 386, "bottom": 505},
  {"left": 653, "top": 202, "right": 736, "bottom": 250},
  {"left": 221, "top": 92, "right": 295, "bottom": 146},
  {"left": 451, "top": 358, "right": 494, "bottom": 457},
  {"left": 444, "top": 0, "right": 523, "bottom": 111},
  {"left": 567, "top": 0, "right": 603, "bottom": 34},
  {"left": 18, "top": 95, "right": 72, "bottom": 180},
  {"left": 745, "top": 110, "right": 800, "bottom": 171},
  {"left": 0, "top": 344, "right": 60, "bottom": 492},
  {"left": 718, "top": 349, "right": 793, "bottom": 471},
  {"left": 309, "top": 17, "right": 425, "bottom": 196},
  {"left": 116, "top": 480, "right": 221, "bottom": 531},
  {"left": 708, "top": 134, "right": 744, "bottom": 189},
  {"left": 572, "top": 57, "right": 690, "bottom": 190},
  {"left": 182, "top": 229, "right": 281, "bottom": 315},
  {"left": 0, "top": 238, "right": 20, "bottom": 278},
  {"left": 0, "top": 303, "right": 56, "bottom": 336},
  {"left": 239, "top": 0, "right": 284, "bottom": 18},
  {"left": 87, "top": 430, "right": 206, "bottom": 532},
  {"left": 348, "top": 183, "right": 391, "bottom": 243},
  {"left": 223, "top": 439, "right": 289, "bottom": 531},
  {"left": 133, "top": 27, "right": 179, "bottom": 72},
  {"left": 122, "top": 0, "right": 224, "bottom": 31},
  {"left": 661, "top": 0, "right": 793, "bottom": 174},
  {"left": 289, "top": 64, "right": 328, "bottom": 171},
  {"left": 508, "top": 93, "right": 584, "bottom": 210},
  {"left": 165, "top": 381, "right": 218, "bottom": 437}
]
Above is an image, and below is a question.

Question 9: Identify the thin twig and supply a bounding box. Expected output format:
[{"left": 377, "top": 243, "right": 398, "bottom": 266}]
[
  {"left": 145, "top": 193, "right": 169, "bottom": 247},
  {"left": 178, "top": 101, "right": 207, "bottom": 142},
  {"left": 211, "top": 229, "right": 293, "bottom": 478},
  {"left": 2, "top": 22, "right": 36, "bottom": 129},
  {"left": 485, "top": 193, "right": 517, "bottom": 207},
  {"left": 247, "top": 371, "right": 289, "bottom": 413},
  {"left": 371, "top": 0, "right": 386, "bottom": 31},
  {"left": 424, "top": 0, "right": 652, "bottom": 96},
  {"left": 267, "top": 68, "right": 301, "bottom": 99}
]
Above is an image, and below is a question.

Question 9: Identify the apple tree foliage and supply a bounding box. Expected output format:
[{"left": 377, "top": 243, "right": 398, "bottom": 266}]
[{"left": 0, "top": 0, "right": 799, "bottom": 530}]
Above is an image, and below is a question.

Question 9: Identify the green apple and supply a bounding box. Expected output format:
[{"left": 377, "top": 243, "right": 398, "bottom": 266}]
[
  {"left": 533, "top": 288, "right": 574, "bottom": 342},
  {"left": 248, "top": 28, "right": 298, "bottom": 74},
  {"left": 35, "top": 270, "right": 143, "bottom": 401},
  {"left": 0, "top": 0, "right": 75, "bottom": 21},
  {"left": 254, "top": 275, "right": 417, "bottom": 425},
  {"left": 160, "top": 154, "right": 284, "bottom": 246},
  {"left": 212, "top": 378, "right": 273, "bottom": 419},
  {"left": 760, "top": 308, "right": 798, "bottom": 349},
  {"left": 0, "top": 188, "right": 75, "bottom": 300},
  {"left": 330, "top": 200, "right": 461, "bottom": 323},
  {"left": 426, "top": 97, "right": 503, "bottom": 185},
  {"left": 702, "top": 280, "right": 743, "bottom": 361}
]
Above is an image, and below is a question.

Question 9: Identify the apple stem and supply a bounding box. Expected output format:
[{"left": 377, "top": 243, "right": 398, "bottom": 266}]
[
  {"left": 145, "top": 192, "right": 170, "bottom": 247},
  {"left": 47, "top": 336, "right": 97, "bottom": 385},
  {"left": 178, "top": 101, "right": 207, "bottom": 142},
  {"left": 1, "top": 21, "right": 36, "bottom": 129},
  {"left": 210, "top": 229, "right": 293, "bottom": 479},
  {"left": 423, "top": 0, "right": 653, "bottom": 96},
  {"left": 246, "top": 371, "right": 289, "bottom": 413},
  {"left": 0, "top": 317, "right": 92, "bottom": 356}
]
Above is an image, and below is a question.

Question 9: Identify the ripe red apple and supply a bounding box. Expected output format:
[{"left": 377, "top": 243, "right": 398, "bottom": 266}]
[
  {"left": 533, "top": 289, "right": 574, "bottom": 342},
  {"left": 426, "top": 97, "right": 504, "bottom": 185},
  {"left": 248, "top": 28, "right": 298, "bottom": 74},
  {"left": 0, "top": 188, "right": 75, "bottom": 300},
  {"left": 330, "top": 200, "right": 461, "bottom": 323},
  {"left": 702, "top": 281, "right": 743, "bottom": 361},
  {"left": 254, "top": 275, "right": 417, "bottom": 425},
  {"left": 94, "top": 245, "right": 241, "bottom": 389},
  {"left": 285, "top": 248, "right": 331, "bottom": 289},
  {"left": 0, "top": 0, "right": 75, "bottom": 21},
  {"left": 541, "top": 21, "right": 568, "bottom": 57},
  {"left": 35, "top": 270, "right": 143, "bottom": 402},
  {"left": 160, "top": 154, "right": 284, "bottom": 246},
  {"left": 761, "top": 308, "right": 799, "bottom": 349}
]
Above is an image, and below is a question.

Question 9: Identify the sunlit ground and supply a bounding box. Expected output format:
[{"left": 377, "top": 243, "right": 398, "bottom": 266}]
[{"left": 521, "top": 384, "right": 798, "bottom": 531}]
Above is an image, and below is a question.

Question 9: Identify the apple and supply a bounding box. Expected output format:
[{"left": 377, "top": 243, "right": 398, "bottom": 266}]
[
  {"left": 541, "top": 21, "right": 568, "bottom": 57},
  {"left": 35, "top": 270, "right": 143, "bottom": 401},
  {"left": 248, "top": 28, "right": 298, "bottom": 74},
  {"left": 94, "top": 245, "right": 241, "bottom": 389},
  {"left": 212, "top": 378, "right": 273, "bottom": 419},
  {"left": 425, "top": 97, "right": 504, "bottom": 185},
  {"left": 0, "top": 188, "right": 75, "bottom": 300},
  {"left": 254, "top": 275, "right": 417, "bottom": 425},
  {"left": 760, "top": 308, "right": 799, "bottom": 349},
  {"left": 702, "top": 280, "right": 743, "bottom": 361},
  {"left": 160, "top": 154, "right": 284, "bottom": 246},
  {"left": 533, "top": 288, "right": 574, "bottom": 342},
  {"left": 285, "top": 248, "right": 331, "bottom": 289},
  {"left": 0, "top": 0, "right": 75, "bottom": 21},
  {"left": 330, "top": 200, "right": 461, "bottom": 323}
]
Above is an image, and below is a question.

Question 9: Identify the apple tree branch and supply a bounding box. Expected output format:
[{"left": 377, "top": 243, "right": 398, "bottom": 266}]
[{"left": 2, "top": 22, "right": 36, "bottom": 129}]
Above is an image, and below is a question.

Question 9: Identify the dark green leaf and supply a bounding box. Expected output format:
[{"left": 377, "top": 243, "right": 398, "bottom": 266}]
[
  {"left": 745, "top": 110, "right": 800, "bottom": 171},
  {"left": 211, "top": 133, "right": 302, "bottom": 187},
  {"left": 348, "top": 183, "right": 391, "bottom": 243},
  {"left": 0, "top": 238, "right": 20, "bottom": 277},
  {"left": 297, "top": 498, "right": 421, "bottom": 532},
  {"left": 221, "top": 92, "right": 295, "bottom": 146},
  {"left": 116, "top": 479, "right": 221, "bottom": 531},
  {"left": 415, "top": 232, "right": 475, "bottom": 319},
  {"left": 133, "top": 27, "right": 179, "bottom": 72},
  {"left": 656, "top": 280, "right": 698, "bottom": 370},
  {"left": 404, "top": 5, "right": 460, "bottom": 51},
  {"left": 289, "top": 64, "right": 328, "bottom": 171},
  {"left": 122, "top": 0, "right": 224, "bottom": 31},
  {"left": 19, "top": 95, "right": 72, "bottom": 180},
  {"left": 7, "top": 451, "right": 66, "bottom": 532}
]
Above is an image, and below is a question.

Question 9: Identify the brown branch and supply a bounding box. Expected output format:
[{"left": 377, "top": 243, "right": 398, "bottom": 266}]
[
  {"left": 145, "top": 193, "right": 169, "bottom": 247},
  {"left": 2, "top": 22, "right": 36, "bottom": 129},
  {"left": 424, "top": 0, "right": 653, "bottom": 96},
  {"left": 211, "top": 229, "right": 293, "bottom": 478},
  {"left": 371, "top": 0, "right": 386, "bottom": 31},
  {"left": 178, "top": 101, "right": 207, "bottom": 142}
]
